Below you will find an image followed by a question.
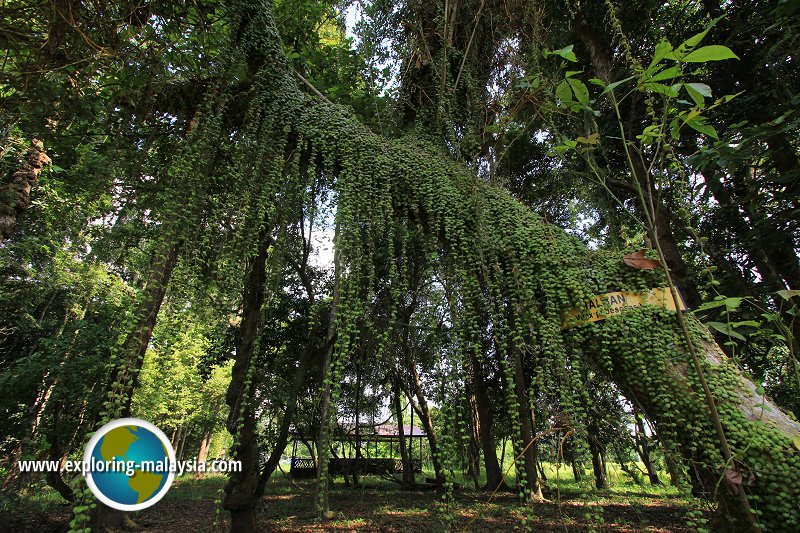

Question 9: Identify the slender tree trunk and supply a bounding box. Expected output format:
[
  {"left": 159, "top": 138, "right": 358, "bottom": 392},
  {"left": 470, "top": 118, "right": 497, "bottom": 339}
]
[
  {"left": 575, "top": 10, "right": 701, "bottom": 310},
  {"left": 587, "top": 427, "right": 608, "bottom": 490},
  {"left": 90, "top": 241, "right": 181, "bottom": 531},
  {"left": 466, "top": 389, "right": 482, "bottom": 489},
  {"left": 403, "top": 361, "right": 446, "bottom": 486},
  {"left": 512, "top": 343, "right": 543, "bottom": 501},
  {"left": 393, "top": 373, "right": 415, "bottom": 485},
  {"left": 634, "top": 413, "right": 661, "bottom": 485},
  {"left": 197, "top": 427, "right": 213, "bottom": 464},
  {"left": 197, "top": 398, "right": 221, "bottom": 465},
  {"left": 172, "top": 423, "right": 184, "bottom": 451},
  {"left": 315, "top": 226, "right": 340, "bottom": 518},
  {"left": 257, "top": 330, "right": 317, "bottom": 488},
  {"left": 353, "top": 361, "right": 362, "bottom": 487},
  {"left": 44, "top": 403, "right": 74, "bottom": 502},
  {"left": 664, "top": 452, "right": 682, "bottom": 487},
  {"left": 119, "top": 242, "right": 182, "bottom": 416},
  {"left": 223, "top": 229, "right": 271, "bottom": 532},
  {"left": 177, "top": 424, "right": 190, "bottom": 462},
  {"left": 470, "top": 350, "right": 505, "bottom": 490}
]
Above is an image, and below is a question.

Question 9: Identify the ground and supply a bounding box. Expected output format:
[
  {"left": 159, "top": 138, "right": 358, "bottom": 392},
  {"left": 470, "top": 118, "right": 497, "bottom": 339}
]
[{"left": 0, "top": 470, "right": 712, "bottom": 532}]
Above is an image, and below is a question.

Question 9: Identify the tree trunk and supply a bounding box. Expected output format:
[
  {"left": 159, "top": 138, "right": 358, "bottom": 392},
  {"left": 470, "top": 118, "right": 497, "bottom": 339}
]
[
  {"left": 197, "top": 426, "right": 213, "bottom": 464},
  {"left": 393, "top": 373, "right": 416, "bottom": 486},
  {"left": 512, "top": 343, "right": 543, "bottom": 501},
  {"left": 223, "top": 229, "right": 271, "bottom": 532},
  {"left": 197, "top": 398, "right": 221, "bottom": 465},
  {"left": 172, "top": 423, "right": 183, "bottom": 451},
  {"left": 566, "top": 439, "right": 582, "bottom": 482},
  {"left": 177, "top": 424, "right": 190, "bottom": 463},
  {"left": 575, "top": 10, "right": 702, "bottom": 310},
  {"left": 353, "top": 361, "right": 362, "bottom": 487},
  {"left": 257, "top": 330, "right": 317, "bottom": 489},
  {"left": 315, "top": 226, "right": 340, "bottom": 518},
  {"left": 598, "top": 323, "right": 800, "bottom": 530},
  {"left": 119, "top": 242, "right": 182, "bottom": 417},
  {"left": 470, "top": 350, "right": 505, "bottom": 490},
  {"left": 0, "top": 139, "right": 50, "bottom": 240},
  {"left": 402, "top": 360, "right": 446, "bottom": 486},
  {"left": 634, "top": 413, "right": 661, "bottom": 486},
  {"left": 87, "top": 241, "right": 180, "bottom": 530},
  {"left": 587, "top": 423, "right": 608, "bottom": 490},
  {"left": 664, "top": 452, "right": 682, "bottom": 487},
  {"left": 466, "top": 388, "right": 482, "bottom": 489}
]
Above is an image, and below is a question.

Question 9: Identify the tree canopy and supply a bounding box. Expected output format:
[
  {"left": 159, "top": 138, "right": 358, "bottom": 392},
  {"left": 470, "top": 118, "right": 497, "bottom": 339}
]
[{"left": 1, "top": 1, "right": 799, "bottom": 532}]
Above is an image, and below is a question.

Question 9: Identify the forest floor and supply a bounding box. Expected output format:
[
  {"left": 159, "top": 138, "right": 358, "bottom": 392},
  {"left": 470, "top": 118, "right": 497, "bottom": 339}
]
[{"left": 1, "top": 472, "right": 710, "bottom": 532}]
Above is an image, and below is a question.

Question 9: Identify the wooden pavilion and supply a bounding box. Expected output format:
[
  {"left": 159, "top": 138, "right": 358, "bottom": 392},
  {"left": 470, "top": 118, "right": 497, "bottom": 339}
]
[{"left": 289, "top": 423, "right": 427, "bottom": 479}]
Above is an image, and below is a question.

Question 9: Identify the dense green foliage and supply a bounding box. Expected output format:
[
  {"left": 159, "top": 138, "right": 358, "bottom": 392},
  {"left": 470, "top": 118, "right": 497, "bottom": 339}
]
[{"left": 1, "top": 0, "right": 799, "bottom": 532}]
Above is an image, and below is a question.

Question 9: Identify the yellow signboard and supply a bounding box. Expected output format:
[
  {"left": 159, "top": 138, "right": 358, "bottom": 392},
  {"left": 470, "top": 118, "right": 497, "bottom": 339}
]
[{"left": 561, "top": 287, "right": 687, "bottom": 329}]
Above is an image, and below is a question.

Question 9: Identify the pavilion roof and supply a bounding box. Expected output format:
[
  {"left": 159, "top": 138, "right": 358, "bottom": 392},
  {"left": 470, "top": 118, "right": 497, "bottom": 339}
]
[{"left": 290, "top": 422, "right": 427, "bottom": 439}]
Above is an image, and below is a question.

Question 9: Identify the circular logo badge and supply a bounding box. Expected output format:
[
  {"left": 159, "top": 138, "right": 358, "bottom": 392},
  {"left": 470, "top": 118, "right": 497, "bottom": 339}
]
[{"left": 83, "top": 418, "right": 175, "bottom": 511}]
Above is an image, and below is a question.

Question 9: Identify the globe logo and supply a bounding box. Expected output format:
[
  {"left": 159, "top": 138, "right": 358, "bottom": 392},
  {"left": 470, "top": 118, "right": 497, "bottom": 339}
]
[{"left": 83, "top": 418, "right": 175, "bottom": 511}]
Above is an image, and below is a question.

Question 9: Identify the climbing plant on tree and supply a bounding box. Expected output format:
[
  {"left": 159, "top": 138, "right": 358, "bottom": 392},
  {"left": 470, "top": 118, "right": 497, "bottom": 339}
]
[
  {"left": 208, "top": 2, "right": 800, "bottom": 531},
  {"left": 3, "top": 1, "right": 800, "bottom": 532}
]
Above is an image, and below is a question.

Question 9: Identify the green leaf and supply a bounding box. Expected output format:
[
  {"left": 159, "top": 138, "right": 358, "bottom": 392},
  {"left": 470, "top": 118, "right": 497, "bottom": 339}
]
[
  {"left": 707, "top": 321, "right": 746, "bottom": 341},
  {"left": 644, "top": 82, "right": 680, "bottom": 98},
  {"left": 794, "top": 436, "right": 800, "bottom": 451},
  {"left": 686, "top": 82, "right": 712, "bottom": 98},
  {"left": 682, "top": 45, "right": 739, "bottom": 63},
  {"left": 724, "top": 297, "right": 743, "bottom": 311},
  {"left": 556, "top": 80, "right": 573, "bottom": 106},
  {"left": 684, "top": 86, "right": 705, "bottom": 107},
  {"left": 649, "top": 66, "right": 682, "bottom": 82},
  {"left": 694, "top": 300, "right": 725, "bottom": 313},
  {"left": 678, "top": 16, "right": 724, "bottom": 52},
  {"left": 577, "top": 133, "right": 600, "bottom": 145},
  {"left": 567, "top": 78, "right": 589, "bottom": 105},
  {"left": 777, "top": 289, "right": 800, "bottom": 300},
  {"left": 684, "top": 83, "right": 711, "bottom": 107},
  {"left": 546, "top": 45, "right": 578, "bottom": 62},
  {"left": 600, "top": 76, "right": 634, "bottom": 95},
  {"left": 685, "top": 117, "right": 719, "bottom": 139},
  {"left": 650, "top": 40, "right": 676, "bottom": 67},
  {"left": 638, "top": 124, "right": 664, "bottom": 141},
  {"left": 729, "top": 320, "right": 760, "bottom": 328}
]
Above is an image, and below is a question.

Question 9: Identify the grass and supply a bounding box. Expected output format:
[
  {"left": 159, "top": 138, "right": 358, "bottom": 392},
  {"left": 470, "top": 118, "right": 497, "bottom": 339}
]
[{"left": 1, "top": 464, "right": 708, "bottom": 532}]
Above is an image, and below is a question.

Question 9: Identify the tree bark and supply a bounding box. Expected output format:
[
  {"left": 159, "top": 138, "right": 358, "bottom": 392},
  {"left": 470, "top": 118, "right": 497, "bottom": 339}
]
[
  {"left": 223, "top": 229, "right": 271, "bottom": 532},
  {"left": 0, "top": 139, "right": 50, "bottom": 240},
  {"left": 393, "top": 373, "right": 416, "bottom": 486},
  {"left": 601, "top": 327, "right": 800, "bottom": 530},
  {"left": 119, "top": 242, "right": 182, "bottom": 417},
  {"left": 634, "top": 412, "right": 661, "bottom": 486},
  {"left": 402, "top": 359, "right": 446, "bottom": 486},
  {"left": 587, "top": 422, "right": 608, "bottom": 490},
  {"left": 466, "top": 390, "right": 482, "bottom": 489},
  {"left": 512, "top": 342, "right": 543, "bottom": 501},
  {"left": 315, "top": 224, "right": 340, "bottom": 518},
  {"left": 470, "top": 349, "right": 505, "bottom": 490}
]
